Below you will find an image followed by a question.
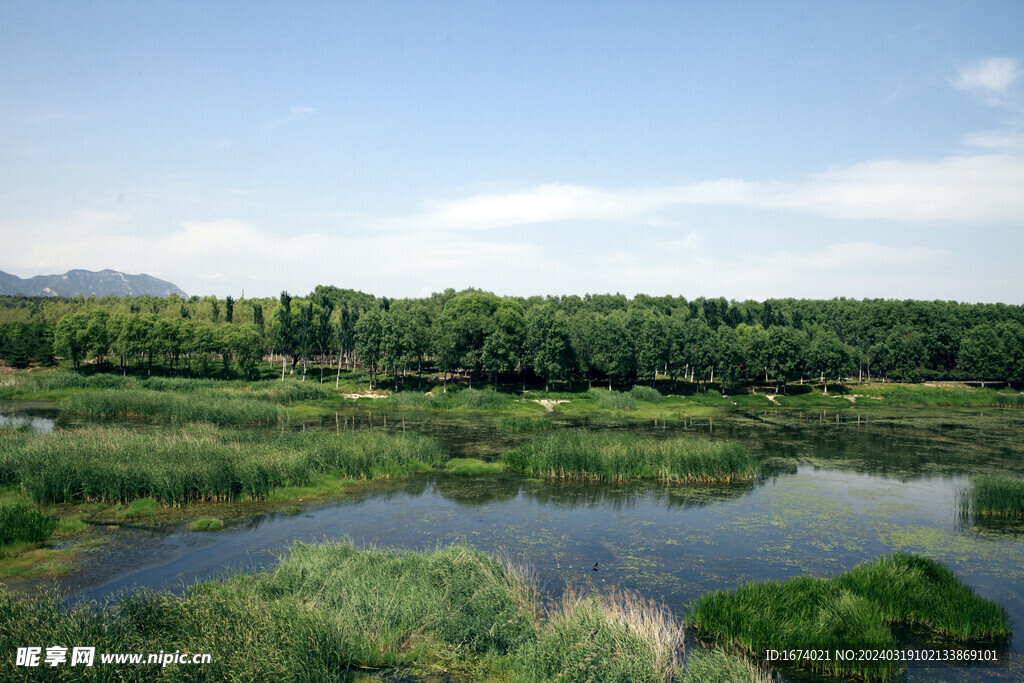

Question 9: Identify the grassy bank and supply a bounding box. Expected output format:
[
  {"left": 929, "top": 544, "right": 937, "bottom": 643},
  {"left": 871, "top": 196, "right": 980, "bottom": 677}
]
[
  {"left": 502, "top": 431, "right": 755, "bottom": 484},
  {"left": 689, "top": 553, "right": 1011, "bottom": 681},
  {"left": 0, "top": 425, "right": 446, "bottom": 506},
  {"left": 958, "top": 475, "right": 1024, "bottom": 517},
  {"left": 0, "top": 541, "right": 718, "bottom": 682}
]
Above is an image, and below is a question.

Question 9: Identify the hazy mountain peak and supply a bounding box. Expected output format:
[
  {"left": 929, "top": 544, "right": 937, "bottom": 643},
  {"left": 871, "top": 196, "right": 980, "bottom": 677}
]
[{"left": 0, "top": 268, "right": 187, "bottom": 298}]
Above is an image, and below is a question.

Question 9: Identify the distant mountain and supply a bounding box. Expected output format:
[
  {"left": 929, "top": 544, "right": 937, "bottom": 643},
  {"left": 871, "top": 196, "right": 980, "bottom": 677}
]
[{"left": 0, "top": 269, "right": 187, "bottom": 298}]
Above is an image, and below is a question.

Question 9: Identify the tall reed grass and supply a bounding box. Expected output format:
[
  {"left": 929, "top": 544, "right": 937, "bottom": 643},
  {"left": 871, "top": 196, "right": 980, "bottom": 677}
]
[
  {"left": 503, "top": 431, "right": 755, "bottom": 484},
  {"left": 689, "top": 553, "right": 1010, "bottom": 681},
  {"left": 0, "top": 501, "right": 57, "bottom": 546},
  {"left": 588, "top": 388, "right": 637, "bottom": 410},
  {"left": 496, "top": 416, "right": 554, "bottom": 431},
  {"left": 384, "top": 388, "right": 513, "bottom": 410},
  {"left": 2, "top": 426, "right": 446, "bottom": 505},
  {"left": 958, "top": 475, "right": 1024, "bottom": 517},
  {"left": 0, "top": 541, "right": 693, "bottom": 682},
  {"left": 66, "top": 389, "right": 282, "bottom": 425}
]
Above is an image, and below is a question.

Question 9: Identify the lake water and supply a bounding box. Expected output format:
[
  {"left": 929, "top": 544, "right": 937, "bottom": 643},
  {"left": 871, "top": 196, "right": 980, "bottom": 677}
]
[{"left": 4, "top": 404, "right": 1024, "bottom": 681}]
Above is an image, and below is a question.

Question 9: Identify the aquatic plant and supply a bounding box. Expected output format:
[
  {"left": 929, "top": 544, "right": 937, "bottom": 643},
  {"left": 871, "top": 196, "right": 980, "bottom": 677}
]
[
  {"left": 496, "top": 415, "right": 554, "bottom": 431},
  {"left": 65, "top": 389, "right": 283, "bottom": 425},
  {"left": 3, "top": 425, "right": 445, "bottom": 506},
  {"left": 518, "top": 585, "right": 683, "bottom": 683},
  {"left": 958, "top": 475, "right": 1024, "bottom": 518},
  {"left": 679, "top": 647, "right": 775, "bottom": 683},
  {"left": 189, "top": 517, "right": 225, "bottom": 531},
  {"left": 689, "top": 553, "right": 1011, "bottom": 681},
  {"left": 0, "top": 502, "right": 58, "bottom": 546},
  {"left": 0, "top": 541, "right": 693, "bottom": 681},
  {"left": 503, "top": 431, "right": 755, "bottom": 484}
]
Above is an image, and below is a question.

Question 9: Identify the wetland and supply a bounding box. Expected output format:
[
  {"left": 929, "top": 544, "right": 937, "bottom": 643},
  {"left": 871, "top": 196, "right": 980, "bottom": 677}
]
[{"left": 2, "top": 388, "right": 1024, "bottom": 681}]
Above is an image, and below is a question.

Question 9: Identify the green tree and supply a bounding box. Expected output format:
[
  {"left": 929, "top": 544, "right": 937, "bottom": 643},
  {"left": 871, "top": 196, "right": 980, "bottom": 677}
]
[
  {"left": 808, "top": 329, "right": 851, "bottom": 393},
  {"left": 354, "top": 307, "right": 385, "bottom": 389},
  {"left": 958, "top": 324, "right": 1005, "bottom": 380},
  {"left": 53, "top": 313, "right": 89, "bottom": 371}
]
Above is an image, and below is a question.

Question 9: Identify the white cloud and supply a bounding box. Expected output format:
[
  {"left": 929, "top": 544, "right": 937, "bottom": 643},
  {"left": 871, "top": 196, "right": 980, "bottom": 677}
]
[
  {"left": 952, "top": 57, "right": 1020, "bottom": 94},
  {"left": 3, "top": 212, "right": 986, "bottom": 301},
  {"left": 397, "top": 151, "right": 1024, "bottom": 231},
  {"left": 962, "top": 129, "right": 1024, "bottom": 153}
]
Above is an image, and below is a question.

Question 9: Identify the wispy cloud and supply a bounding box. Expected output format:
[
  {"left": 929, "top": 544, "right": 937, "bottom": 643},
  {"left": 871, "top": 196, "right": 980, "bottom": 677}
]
[
  {"left": 395, "top": 150, "right": 1024, "bottom": 231},
  {"left": 263, "top": 105, "right": 317, "bottom": 130},
  {"left": 951, "top": 57, "right": 1020, "bottom": 94}
]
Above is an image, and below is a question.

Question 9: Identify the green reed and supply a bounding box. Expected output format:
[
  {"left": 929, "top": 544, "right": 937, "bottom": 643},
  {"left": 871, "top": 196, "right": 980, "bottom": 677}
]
[{"left": 503, "top": 431, "right": 755, "bottom": 484}]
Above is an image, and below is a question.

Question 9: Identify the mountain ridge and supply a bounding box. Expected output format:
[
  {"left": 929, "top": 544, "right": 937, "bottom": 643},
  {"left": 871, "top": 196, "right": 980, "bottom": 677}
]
[{"left": 0, "top": 268, "right": 187, "bottom": 298}]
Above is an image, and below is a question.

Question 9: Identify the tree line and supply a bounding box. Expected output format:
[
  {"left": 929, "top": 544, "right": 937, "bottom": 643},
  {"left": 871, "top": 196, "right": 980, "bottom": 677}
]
[{"left": 1, "top": 288, "right": 1022, "bottom": 389}]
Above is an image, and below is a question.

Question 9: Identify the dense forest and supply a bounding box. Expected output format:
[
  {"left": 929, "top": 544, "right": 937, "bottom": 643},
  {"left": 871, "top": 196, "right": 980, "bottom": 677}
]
[{"left": 1, "top": 288, "right": 1022, "bottom": 390}]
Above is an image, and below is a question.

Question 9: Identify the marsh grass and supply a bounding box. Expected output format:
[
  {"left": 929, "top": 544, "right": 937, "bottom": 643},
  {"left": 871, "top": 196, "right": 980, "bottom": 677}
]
[
  {"left": 0, "top": 541, "right": 692, "bottom": 682},
  {"left": 518, "top": 586, "right": 683, "bottom": 683},
  {"left": 118, "top": 497, "right": 159, "bottom": 519},
  {"left": 858, "top": 383, "right": 1024, "bottom": 408},
  {"left": 384, "top": 388, "right": 513, "bottom": 410},
  {"left": 689, "top": 553, "right": 1010, "bottom": 681},
  {"left": 496, "top": 416, "right": 553, "bottom": 431},
  {"left": 66, "top": 389, "right": 283, "bottom": 425},
  {"left": 680, "top": 647, "right": 776, "bottom": 683},
  {"left": 0, "top": 501, "right": 57, "bottom": 545},
  {"left": 2, "top": 425, "right": 446, "bottom": 506},
  {"left": 629, "top": 385, "right": 663, "bottom": 402},
  {"left": 444, "top": 458, "right": 506, "bottom": 476},
  {"left": 588, "top": 388, "right": 636, "bottom": 410},
  {"left": 958, "top": 475, "right": 1024, "bottom": 518},
  {"left": 503, "top": 431, "right": 755, "bottom": 484}
]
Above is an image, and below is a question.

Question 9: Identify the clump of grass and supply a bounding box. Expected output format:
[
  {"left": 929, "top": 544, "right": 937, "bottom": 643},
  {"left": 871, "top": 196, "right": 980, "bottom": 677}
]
[
  {"left": 503, "top": 431, "right": 755, "bottom": 484},
  {"left": 189, "top": 517, "right": 225, "bottom": 531},
  {"left": 118, "top": 497, "right": 160, "bottom": 519},
  {"left": 283, "top": 505, "right": 302, "bottom": 515},
  {"left": 3, "top": 425, "right": 447, "bottom": 506},
  {"left": 835, "top": 553, "right": 1011, "bottom": 639},
  {"left": 680, "top": 646, "right": 775, "bottom": 683},
  {"left": 0, "top": 502, "right": 58, "bottom": 545},
  {"left": 290, "top": 430, "right": 444, "bottom": 479},
  {"left": 385, "top": 391, "right": 432, "bottom": 408},
  {"left": 588, "top": 388, "right": 636, "bottom": 410},
  {"left": 444, "top": 458, "right": 506, "bottom": 476},
  {"left": 958, "top": 475, "right": 1024, "bottom": 518},
  {"left": 496, "top": 415, "right": 554, "bottom": 431},
  {"left": 254, "top": 541, "right": 538, "bottom": 662},
  {"left": 66, "top": 388, "right": 282, "bottom": 425},
  {"left": 629, "top": 385, "right": 663, "bottom": 402},
  {"left": 518, "top": 586, "right": 683, "bottom": 682},
  {"left": 689, "top": 553, "right": 1011, "bottom": 681},
  {"left": 54, "top": 515, "right": 88, "bottom": 535}
]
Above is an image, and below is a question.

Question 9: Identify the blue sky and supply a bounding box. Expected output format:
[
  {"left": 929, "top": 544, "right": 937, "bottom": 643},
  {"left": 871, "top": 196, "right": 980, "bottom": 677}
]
[{"left": 2, "top": 1, "right": 1023, "bottom": 301}]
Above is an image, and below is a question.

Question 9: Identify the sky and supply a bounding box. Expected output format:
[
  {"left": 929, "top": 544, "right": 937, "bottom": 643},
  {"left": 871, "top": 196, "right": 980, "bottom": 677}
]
[{"left": 1, "top": 1, "right": 1023, "bottom": 302}]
